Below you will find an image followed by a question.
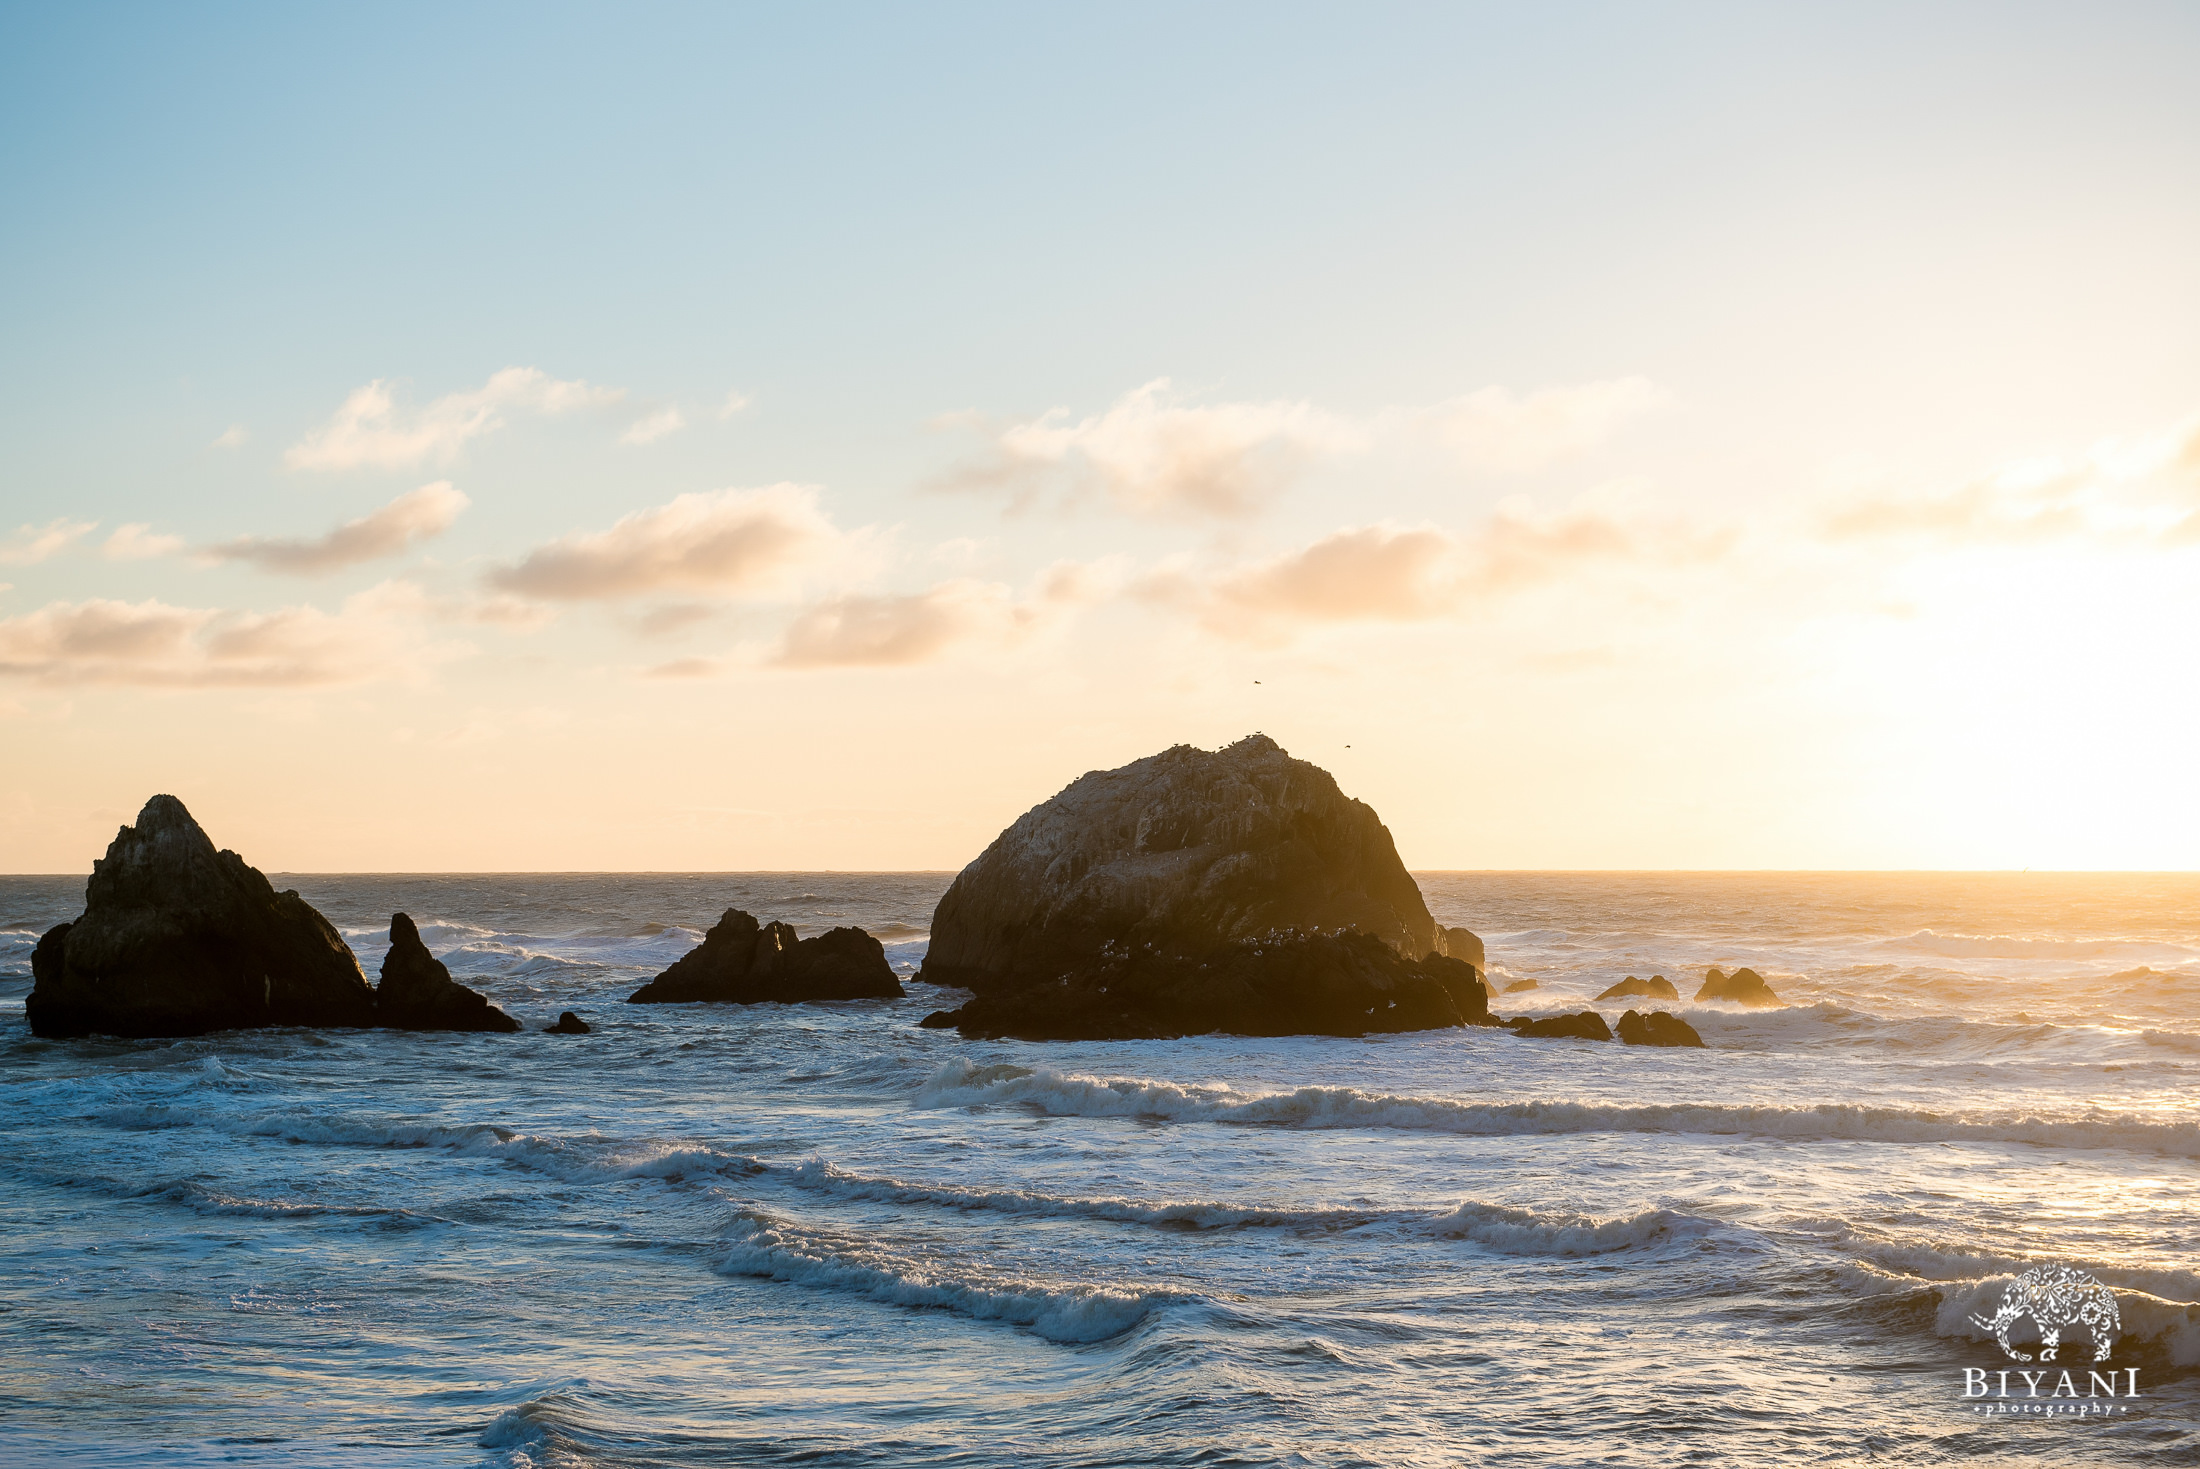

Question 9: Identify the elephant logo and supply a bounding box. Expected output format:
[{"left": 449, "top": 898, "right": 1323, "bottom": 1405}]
[{"left": 1969, "top": 1264, "right": 2121, "bottom": 1364}]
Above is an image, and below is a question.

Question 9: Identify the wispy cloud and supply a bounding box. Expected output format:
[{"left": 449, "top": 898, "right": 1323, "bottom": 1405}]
[
  {"left": 621, "top": 406, "right": 686, "bottom": 445},
  {"left": 0, "top": 592, "right": 461, "bottom": 688},
  {"left": 350, "top": 578, "right": 558, "bottom": 631},
  {"left": 934, "top": 376, "right": 1665, "bottom": 518},
  {"left": 1142, "top": 506, "right": 1724, "bottom": 643},
  {"left": 211, "top": 425, "right": 249, "bottom": 450},
  {"left": 102, "top": 524, "right": 186, "bottom": 561},
  {"left": 716, "top": 390, "right": 751, "bottom": 420},
  {"left": 0, "top": 519, "right": 97, "bottom": 566},
  {"left": 771, "top": 562, "right": 1105, "bottom": 669},
  {"left": 204, "top": 483, "right": 469, "bottom": 574},
  {"left": 285, "top": 367, "right": 625, "bottom": 471},
  {"left": 487, "top": 485, "right": 841, "bottom": 602},
  {"left": 1824, "top": 415, "right": 2200, "bottom": 548}
]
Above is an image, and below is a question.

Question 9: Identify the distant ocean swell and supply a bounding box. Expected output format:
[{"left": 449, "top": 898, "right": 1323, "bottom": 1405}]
[{"left": 917, "top": 1060, "right": 2200, "bottom": 1155}]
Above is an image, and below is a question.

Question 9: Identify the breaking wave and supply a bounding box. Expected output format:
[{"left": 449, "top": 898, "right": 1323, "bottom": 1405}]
[{"left": 916, "top": 1060, "right": 2200, "bottom": 1156}]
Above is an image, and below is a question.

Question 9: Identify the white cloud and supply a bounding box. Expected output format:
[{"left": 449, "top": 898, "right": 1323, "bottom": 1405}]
[
  {"left": 717, "top": 390, "right": 752, "bottom": 420},
  {"left": 103, "top": 524, "right": 187, "bottom": 561},
  {"left": 940, "top": 378, "right": 1360, "bottom": 517},
  {"left": 211, "top": 425, "right": 249, "bottom": 449},
  {"left": 284, "top": 367, "right": 625, "bottom": 471},
  {"left": 774, "top": 580, "right": 1024, "bottom": 668},
  {"left": 936, "top": 376, "right": 1665, "bottom": 518},
  {"left": 1399, "top": 378, "right": 1669, "bottom": 473},
  {"left": 488, "top": 484, "right": 840, "bottom": 601},
  {"left": 620, "top": 406, "right": 687, "bottom": 445},
  {"left": 0, "top": 591, "right": 462, "bottom": 688},
  {"left": 205, "top": 482, "right": 469, "bottom": 574},
  {"left": 0, "top": 519, "right": 97, "bottom": 565}
]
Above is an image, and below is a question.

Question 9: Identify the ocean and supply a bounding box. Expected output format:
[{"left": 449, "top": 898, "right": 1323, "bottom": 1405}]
[{"left": 2, "top": 870, "right": 2196, "bottom": 1466}]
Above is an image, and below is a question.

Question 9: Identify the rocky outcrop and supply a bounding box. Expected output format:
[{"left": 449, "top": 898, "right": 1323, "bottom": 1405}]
[
  {"left": 26, "top": 795, "right": 378, "bottom": 1038},
  {"left": 1616, "top": 1009, "right": 1705, "bottom": 1047},
  {"left": 377, "top": 913, "right": 519, "bottom": 1033},
  {"left": 545, "top": 1011, "right": 591, "bottom": 1034},
  {"left": 920, "top": 931, "right": 1490, "bottom": 1041},
  {"left": 627, "top": 909, "right": 903, "bottom": 1004},
  {"left": 917, "top": 735, "right": 1489, "bottom": 1039},
  {"left": 1595, "top": 975, "right": 1679, "bottom": 1002},
  {"left": 1501, "top": 978, "right": 1539, "bottom": 994},
  {"left": 1507, "top": 1010, "right": 1613, "bottom": 1042},
  {"left": 1695, "top": 966, "right": 1780, "bottom": 1007}
]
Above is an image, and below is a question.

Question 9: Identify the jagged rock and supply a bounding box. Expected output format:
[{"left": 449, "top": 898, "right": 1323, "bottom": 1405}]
[
  {"left": 925, "top": 930, "right": 1490, "bottom": 1042},
  {"left": 627, "top": 909, "right": 902, "bottom": 1004},
  {"left": 1501, "top": 978, "right": 1540, "bottom": 994},
  {"left": 26, "top": 795, "right": 378, "bottom": 1039},
  {"left": 377, "top": 913, "right": 519, "bottom": 1033},
  {"left": 1695, "top": 966, "right": 1781, "bottom": 1007},
  {"left": 1509, "top": 1010, "right": 1613, "bottom": 1042},
  {"left": 1596, "top": 975, "right": 1679, "bottom": 1002},
  {"left": 1439, "top": 926, "right": 1485, "bottom": 968},
  {"left": 545, "top": 1011, "right": 591, "bottom": 1034},
  {"left": 918, "top": 735, "right": 1485, "bottom": 1039},
  {"left": 1616, "top": 1009, "right": 1705, "bottom": 1047}
]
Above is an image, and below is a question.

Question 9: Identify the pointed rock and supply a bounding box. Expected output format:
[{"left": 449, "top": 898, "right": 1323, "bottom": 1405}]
[
  {"left": 26, "top": 795, "right": 377, "bottom": 1038},
  {"left": 377, "top": 913, "right": 520, "bottom": 1032},
  {"left": 545, "top": 1011, "right": 591, "bottom": 1034}
]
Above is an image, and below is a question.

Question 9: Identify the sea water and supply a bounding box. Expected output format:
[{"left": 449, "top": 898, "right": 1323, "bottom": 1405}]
[{"left": 2, "top": 871, "right": 2196, "bottom": 1466}]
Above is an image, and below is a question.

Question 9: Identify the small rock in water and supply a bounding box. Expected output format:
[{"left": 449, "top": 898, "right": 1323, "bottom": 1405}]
[
  {"left": 1694, "top": 965, "right": 1781, "bottom": 1008},
  {"left": 628, "top": 908, "right": 903, "bottom": 1004},
  {"left": 545, "top": 1011, "right": 591, "bottom": 1034},
  {"left": 1616, "top": 1009, "right": 1705, "bottom": 1047},
  {"left": 1501, "top": 978, "right": 1540, "bottom": 994},
  {"left": 1511, "top": 1010, "right": 1614, "bottom": 1042},
  {"left": 1596, "top": 975, "right": 1679, "bottom": 1001}
]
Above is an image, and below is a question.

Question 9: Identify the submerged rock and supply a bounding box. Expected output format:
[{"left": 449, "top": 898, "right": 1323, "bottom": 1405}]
[
  {"left": 929, "top": 931, "right": 1490, "bottom": 1042},
  {"left": 1595, "top": 975, "right": 1679, "bottom": 1002},
  {"left": 1501, "top": 978, "right": 1540, "bottom": 994},
  {"left": 1508, "top": 1010, "right": 1614, "bottom": 1042},
  {"left": 26, "top": 795, "right": 379, "bottom": 1039},
  {"left": 377, "top": 913, "right": 519, "bottom": 1033},
  {"left": 1616, "top": 1009, "right": 1705, "bottom": 1047},
  {"left": 1695, "top": 966, "right": 1781, "bottom": 1007},
  {"left": 627, "top": 909, "right": 902, "bottom": 1004},
  {"left": 545, "top": 1011, "right": 591, "bottom": 1034}
]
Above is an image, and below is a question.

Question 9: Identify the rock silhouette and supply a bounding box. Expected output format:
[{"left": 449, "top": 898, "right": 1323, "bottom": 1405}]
[
  {"left": 1507, "top": 1010, "right": 1614, "bottom": 1042},
  {"left": 545, "top": 1011, "right": 591, "bottom": 1034},
  {"left": 627, "top": 909, "right": 902, "bottom": 1004},
  {"left": 26, "top": 795, "right": 379, "bottom": 1038},
  {"left": 377, "top": 913, "right": 519, "bottom": 1032},
  {"left": 1616, "top": 1009, "right": 1705, "bottom": 1047},
  {"left": 1695, "top": 966, "right": 1781, "bottom": 1007},
  {"left": 1595, "top": 975, "right": 1679, "bottom": 1002},
  {"left": 916, "top": 735, "right": 1488, "bottom": 1039}
]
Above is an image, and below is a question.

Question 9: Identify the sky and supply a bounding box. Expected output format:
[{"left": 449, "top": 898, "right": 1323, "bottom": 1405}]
[{"left": 3, "top": 1, "right": 2198, "bottom": 873}]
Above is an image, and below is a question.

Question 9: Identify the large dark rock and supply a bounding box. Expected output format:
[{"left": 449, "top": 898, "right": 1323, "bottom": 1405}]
[
  {"left": 1616, "top": 1009, "right": 1705, "bottom": 1047},
  {"left": 925, "top": 931, "right": 1490, "bottom": 1041},
  {"left": 1595, "top": 975, "right": 1679, "bottom": 1002},
  {"left": 1695, "top": 966, "right": 1781, "bottom": 1008},
  {"left": 25, "top": 795, "right": 377, "bottom": 1038},
  {"left": 917, "top": 735, "right": 1490, "bottom": 1039},
  {"left": 1508, "top": 1010, "right": 1614, "bottom": 1042},
  {"left": 627, "top": 909, "right": 903, "bottom": 1004},
  {"left": 545, "top": 1011, "right": 591, "bottom": 1034},
  {"left": 377, "top": 913, "right": 519, "bottom": 1033}
]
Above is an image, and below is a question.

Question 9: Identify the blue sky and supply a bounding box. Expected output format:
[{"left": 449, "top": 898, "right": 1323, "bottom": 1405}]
[{"left": 3, "top": 3, "right": 2198, "bottom": 870}]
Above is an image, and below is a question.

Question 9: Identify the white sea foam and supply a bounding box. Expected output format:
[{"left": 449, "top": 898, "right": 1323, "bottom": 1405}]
[
  {"left": 916, "top": 1059, "right": 2200, "bottom": 1155},
  {"left": 1839, "top": 1260, "right": 2200, "bottom": 1365},
  {"left": 710, "top": 1211, "right": 1181, "bottom": 1343}
]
